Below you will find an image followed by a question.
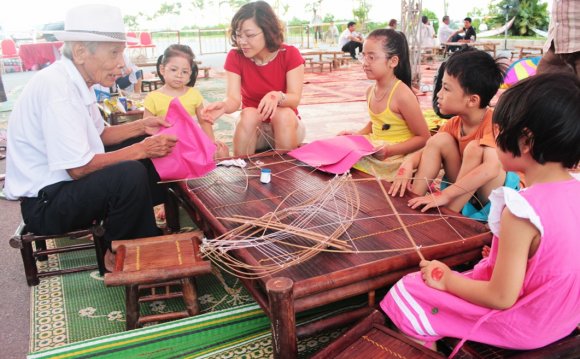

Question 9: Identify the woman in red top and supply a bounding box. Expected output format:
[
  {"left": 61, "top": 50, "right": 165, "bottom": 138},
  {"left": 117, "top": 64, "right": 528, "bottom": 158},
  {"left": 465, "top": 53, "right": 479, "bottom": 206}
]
[{"left": 201, "top": 1, "right": 305, "bottom": 156}]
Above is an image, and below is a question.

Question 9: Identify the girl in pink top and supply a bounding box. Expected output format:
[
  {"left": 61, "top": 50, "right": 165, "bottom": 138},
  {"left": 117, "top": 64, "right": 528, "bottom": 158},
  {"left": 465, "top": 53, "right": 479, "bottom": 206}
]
[
  {"left": 381, "top": 72, "right": 580, "bottom": 356},
  {"left": 201, "top": 1, "right": 305, "bottom": 156}
]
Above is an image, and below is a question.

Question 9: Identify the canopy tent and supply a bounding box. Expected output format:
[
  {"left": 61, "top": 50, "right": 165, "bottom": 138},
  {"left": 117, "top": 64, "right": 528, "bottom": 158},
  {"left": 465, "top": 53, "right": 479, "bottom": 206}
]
[
  {"left": 530, "top": 26, "right": 548, "bottom": 37},
  {"left": 478, "top": 17, "right": 515, "bottom": 38}
]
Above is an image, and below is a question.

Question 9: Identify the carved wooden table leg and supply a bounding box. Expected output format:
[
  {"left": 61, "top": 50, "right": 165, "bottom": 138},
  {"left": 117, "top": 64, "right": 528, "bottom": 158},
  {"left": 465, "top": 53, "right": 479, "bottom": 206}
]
[{"left": 267, "top": 277, "right": 296, "bottom": 359}]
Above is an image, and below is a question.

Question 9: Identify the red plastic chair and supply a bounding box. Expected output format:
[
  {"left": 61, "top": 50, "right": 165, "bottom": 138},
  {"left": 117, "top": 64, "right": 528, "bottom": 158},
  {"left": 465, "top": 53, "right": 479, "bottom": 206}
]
[
  {"left": 1, "top": 38, "right": 23, "bottom": 73},
  {"left": 139, "top": 32, "right": 155, "bottom": 48},
  {"left": 126, "top": 32, "right": 139, "bottom": 46},
  {"left": 138, "top": 32, "right": 156, "bottom": 59}
]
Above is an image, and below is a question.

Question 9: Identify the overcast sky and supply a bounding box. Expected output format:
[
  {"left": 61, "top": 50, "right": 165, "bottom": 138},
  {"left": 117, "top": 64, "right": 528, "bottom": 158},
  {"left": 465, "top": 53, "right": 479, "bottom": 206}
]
[{"left": 1, "top": 0, "right": 550, "bottom": 33}]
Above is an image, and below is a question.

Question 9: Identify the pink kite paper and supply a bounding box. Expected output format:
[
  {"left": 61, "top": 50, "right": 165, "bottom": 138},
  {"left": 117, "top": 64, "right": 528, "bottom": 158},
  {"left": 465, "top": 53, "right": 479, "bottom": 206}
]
[
  {"left": 288, "top": 135, "right": 375, "bottom": 174},
  {"left": 151, "top": 98, "right": 217, "bottom": 181}
]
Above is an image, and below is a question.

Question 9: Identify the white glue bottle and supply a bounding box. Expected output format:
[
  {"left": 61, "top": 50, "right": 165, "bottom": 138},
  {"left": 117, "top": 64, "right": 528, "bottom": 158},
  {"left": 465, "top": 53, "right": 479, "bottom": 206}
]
[{"left": 260, "top": 168, "right": 272, "bottom": 184}]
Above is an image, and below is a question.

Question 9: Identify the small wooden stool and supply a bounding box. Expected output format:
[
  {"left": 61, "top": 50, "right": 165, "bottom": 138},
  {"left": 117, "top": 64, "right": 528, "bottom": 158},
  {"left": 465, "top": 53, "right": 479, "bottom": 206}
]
[
  {"left": 104, "top": 232, "right": 211, "bottom": 330},
  {"left": 313, "top": 310, "right": 443, "bottom": 358},
  {"left": 310, "top": 59, "right": 333, "bottom": 72}
]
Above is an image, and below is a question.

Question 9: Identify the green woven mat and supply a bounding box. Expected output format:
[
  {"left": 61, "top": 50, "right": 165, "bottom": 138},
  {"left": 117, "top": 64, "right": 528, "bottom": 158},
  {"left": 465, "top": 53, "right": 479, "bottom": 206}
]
[
  {"left": 29, "top": 234, "right": 365, "bottom": 358},
  {"left": 28, "top": 301, "right": 360, "bottom": 359}
]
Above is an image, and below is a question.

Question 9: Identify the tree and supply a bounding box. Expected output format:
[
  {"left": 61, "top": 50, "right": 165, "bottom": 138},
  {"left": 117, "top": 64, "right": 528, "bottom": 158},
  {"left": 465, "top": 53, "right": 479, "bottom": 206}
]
[
  {"left": 489, "top": 0, "right": 549, "bottom": 36},
  {"left": 352, "top": 0, "right": 371, "bottom": 30},
  {"left": 154, "top": 2, "right": 183, "bottom": 18},
  {"left": 123, "top": 15, "right": 139, "bottom": 30}
]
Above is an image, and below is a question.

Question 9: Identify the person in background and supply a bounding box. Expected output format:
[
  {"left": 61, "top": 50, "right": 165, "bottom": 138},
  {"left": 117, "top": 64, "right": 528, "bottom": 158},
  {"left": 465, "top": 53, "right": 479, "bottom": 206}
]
[
  {"left": 438, "top": 15, "right": 454, "bottom": 46},
  {"left": 339, "top": 21, "right": 364, "bottom": 59},
  {"left": 338, "top": 29, "right": 430, "bottom": 179},
  {"left": 310, "top": 9, "right": 323, "bottom": 42},
  {"left": 200, "top": 1, "right": 305, "bottom": 156},
  {"left": 381, "top": 72, "right": 580, "bottom": 356},
  {"left": 115, "top": 53, "right": 142, "bottom": 94},
  {"left": 537, "top": 0, "right": 579, "bottom": 76},
  {"left": 419, "top": 15, "right": 436, "bottom": 48},
  {"left": 388, "top": 19, "right": 398, "bottom": 31},
  {"left": 325, "top": 21, "right": 339, "bottom": 45},
  {"left": 450, "top": 17, "right": 476, "bottom": 43},
  {"left": 4, "top": 5, "right": 177, "bottom": 267},
  {"left": 448, "top": 17, "right": 476, "bottom": 52}
]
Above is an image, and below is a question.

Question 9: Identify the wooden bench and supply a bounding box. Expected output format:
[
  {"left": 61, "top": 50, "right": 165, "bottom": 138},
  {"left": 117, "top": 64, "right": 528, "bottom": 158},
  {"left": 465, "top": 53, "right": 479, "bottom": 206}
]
[
  {"left": 310, "top": 59, "right": 333, "bottom": 72},
  {"left": 479, "top": 42, "right": 497, "bottom": 58},
  {"left": 104, "top": 232, "right": 212, "bottom": 330},
  {"left": 512, "top": 45, "right": 544, "bottom": 60},
  {"left": 9, "top": 221, "right": 107, "bottom": 286},
  {"left": 338, "top": 53, "right": 355, "bottom": 67},
  {"left": 421, "top": 47, "right": 438, "bottom": 64},
  {"left": 198, "top": 66, "right": 211, "bottom": 78},
  {"left": 141, "top": 77, "right": 163, "bottom": 92}
]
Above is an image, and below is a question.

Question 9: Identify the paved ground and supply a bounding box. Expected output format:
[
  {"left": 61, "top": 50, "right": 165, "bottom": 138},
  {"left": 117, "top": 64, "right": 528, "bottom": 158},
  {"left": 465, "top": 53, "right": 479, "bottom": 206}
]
[{"left": 1, "top": 70, "right": 35, "bottom": 358}]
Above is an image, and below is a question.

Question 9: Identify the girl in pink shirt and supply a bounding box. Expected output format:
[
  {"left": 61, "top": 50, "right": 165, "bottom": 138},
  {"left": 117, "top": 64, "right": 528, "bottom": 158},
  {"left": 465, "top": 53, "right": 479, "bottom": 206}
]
[{"left": 381, "top": 72, "right": 580, "bottom": 356}]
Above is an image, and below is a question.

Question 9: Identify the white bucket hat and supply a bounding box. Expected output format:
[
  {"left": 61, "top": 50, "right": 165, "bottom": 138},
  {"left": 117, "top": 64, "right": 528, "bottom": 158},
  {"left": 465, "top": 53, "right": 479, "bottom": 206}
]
[{"left": 52, "top": 4, "right": 137, "bottom": 43}]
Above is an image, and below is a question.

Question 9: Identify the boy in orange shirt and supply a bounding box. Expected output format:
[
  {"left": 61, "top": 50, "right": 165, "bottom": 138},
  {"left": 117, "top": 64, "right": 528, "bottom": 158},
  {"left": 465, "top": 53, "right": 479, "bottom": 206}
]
[{"left": 389, "top": 47, "right": 521, "bottom": 220}]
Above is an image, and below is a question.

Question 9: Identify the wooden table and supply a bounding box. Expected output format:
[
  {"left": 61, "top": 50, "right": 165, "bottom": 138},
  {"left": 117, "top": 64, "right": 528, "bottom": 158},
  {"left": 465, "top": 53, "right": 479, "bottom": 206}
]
[
  {"left": 512, "top": 45, "right": 544, "bottom": 59},
  {"left": 442, "top": 41, "right": 497, "bottom": 58},
  {"left": 169, "top": 152, "right": 492, "bottom": 358},
  {"left": 300, "top": 49, "right": 348, "bottom": 69},
  {"left": 18, "top": 41, "right": 63, "bottom": 71}
]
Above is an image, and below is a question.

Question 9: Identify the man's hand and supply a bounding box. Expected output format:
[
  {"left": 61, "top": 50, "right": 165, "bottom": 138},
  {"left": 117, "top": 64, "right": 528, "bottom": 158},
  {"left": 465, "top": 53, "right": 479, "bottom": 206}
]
[
  {"left": 141, "top": 116, "right": 171, "bottom": 136},
  {"left": 140, "top": 134, "right": 178, "bottom": 158}
]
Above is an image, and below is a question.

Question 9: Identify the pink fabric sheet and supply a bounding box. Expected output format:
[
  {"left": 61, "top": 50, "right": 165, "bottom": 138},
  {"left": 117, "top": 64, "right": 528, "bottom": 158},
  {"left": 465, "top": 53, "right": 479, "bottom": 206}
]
[
  {"left": 151, "top": 98, "right": 216, "bottom": 181},
  {"left": 288, "top": 135, "right": 375, "bottom": 174}
]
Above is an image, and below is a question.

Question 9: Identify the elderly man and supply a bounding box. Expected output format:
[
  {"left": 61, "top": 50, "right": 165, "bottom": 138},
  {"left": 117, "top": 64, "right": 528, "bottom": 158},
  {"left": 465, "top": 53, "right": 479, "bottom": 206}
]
[
  {"left": 438, "top": 15, "right": 454, "bottom": 45},
  {"left": 4, "top": 5, "right": 177, "bottom": 257}
]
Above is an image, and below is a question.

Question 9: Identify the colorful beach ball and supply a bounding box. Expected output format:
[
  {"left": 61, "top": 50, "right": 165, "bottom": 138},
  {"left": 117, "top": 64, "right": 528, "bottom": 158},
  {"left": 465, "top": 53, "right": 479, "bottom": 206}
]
[{"left": 502, "top": 56, "right": 542, "bottom": 88}]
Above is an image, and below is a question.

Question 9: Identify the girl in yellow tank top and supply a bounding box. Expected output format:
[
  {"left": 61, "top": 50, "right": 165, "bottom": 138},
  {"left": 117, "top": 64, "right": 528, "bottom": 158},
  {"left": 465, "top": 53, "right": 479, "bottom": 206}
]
[{"left": 339, "top": 29, "right": 430, "bottom": 179}]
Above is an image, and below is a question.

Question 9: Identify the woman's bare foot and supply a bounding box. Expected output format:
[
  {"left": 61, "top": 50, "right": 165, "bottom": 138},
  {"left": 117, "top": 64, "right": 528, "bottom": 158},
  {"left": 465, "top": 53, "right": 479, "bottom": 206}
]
[{"left": 214, "top": 140, "right": 230, "bottom": 160}]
